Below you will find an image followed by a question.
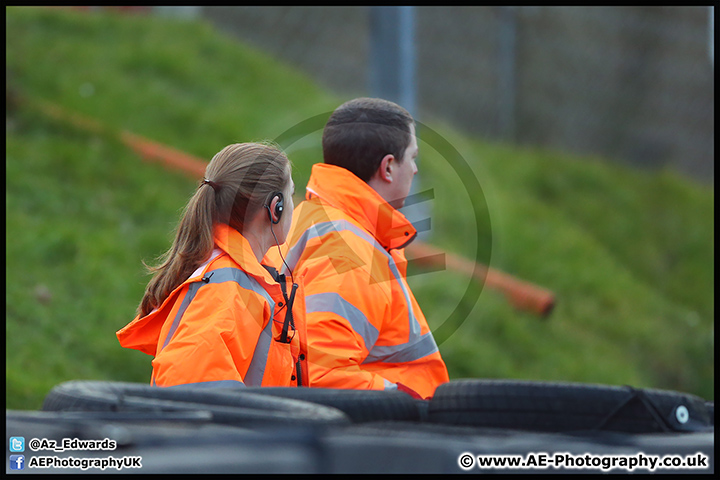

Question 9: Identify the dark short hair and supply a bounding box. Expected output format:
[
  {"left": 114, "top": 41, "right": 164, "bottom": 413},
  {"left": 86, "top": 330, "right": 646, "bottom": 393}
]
[{"left": 322, "top": 97, "right": 414, "bottom": 182}]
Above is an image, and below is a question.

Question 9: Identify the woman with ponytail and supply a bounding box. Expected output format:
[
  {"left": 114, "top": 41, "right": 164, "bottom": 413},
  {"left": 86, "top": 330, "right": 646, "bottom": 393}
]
[{"left": 117, "top": 143, "right": 307, "bottom": 388}]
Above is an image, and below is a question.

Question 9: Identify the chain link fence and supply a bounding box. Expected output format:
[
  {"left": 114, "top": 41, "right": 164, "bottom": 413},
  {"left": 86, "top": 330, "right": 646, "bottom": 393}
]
[{"left": 194, "top": 6, "right": 713, "bottom": 183}]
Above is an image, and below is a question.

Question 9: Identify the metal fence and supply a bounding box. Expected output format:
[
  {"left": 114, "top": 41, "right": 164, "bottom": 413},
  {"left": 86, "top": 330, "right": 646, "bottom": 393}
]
[{"left": 194, "top": 6, "right": 713, "bottom": 183}]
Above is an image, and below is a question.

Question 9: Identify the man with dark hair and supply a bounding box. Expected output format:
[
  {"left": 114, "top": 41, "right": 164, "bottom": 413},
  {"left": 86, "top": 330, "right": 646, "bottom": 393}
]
[
  {"left": 322, "top": 97, "right": 413, "bottom": 184},
  {"left": 276, "top": 98, "right": 449, "bottom": 399}
]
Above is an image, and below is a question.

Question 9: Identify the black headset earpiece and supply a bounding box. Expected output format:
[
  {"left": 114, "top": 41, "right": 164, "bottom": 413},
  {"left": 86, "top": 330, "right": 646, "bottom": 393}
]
[
  {"left": 266, "top": 192, "right": 284, "bottom": 224},
  {"left": 266, "top": 190, "right": 295, "bottom": 290}
]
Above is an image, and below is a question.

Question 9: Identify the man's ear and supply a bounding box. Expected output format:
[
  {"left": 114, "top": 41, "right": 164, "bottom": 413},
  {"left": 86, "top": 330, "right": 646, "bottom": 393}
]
[{"left": 376, "top": 154, "right": 395, "bottom": 183}]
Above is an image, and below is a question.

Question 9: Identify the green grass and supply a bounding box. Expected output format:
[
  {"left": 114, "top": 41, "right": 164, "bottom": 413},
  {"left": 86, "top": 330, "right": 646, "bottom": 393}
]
[
  {"left": 408, "top": 127, "right": 713, "bottom": 399},
  {"left": 6, "top": 7, "right": 714, "bottom": 410}
]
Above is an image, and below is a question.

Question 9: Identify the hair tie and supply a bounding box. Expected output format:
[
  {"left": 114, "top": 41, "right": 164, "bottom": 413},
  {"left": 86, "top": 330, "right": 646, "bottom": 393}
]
[{"left": 201, "top": 178, "right": 221, "bottom": 193}]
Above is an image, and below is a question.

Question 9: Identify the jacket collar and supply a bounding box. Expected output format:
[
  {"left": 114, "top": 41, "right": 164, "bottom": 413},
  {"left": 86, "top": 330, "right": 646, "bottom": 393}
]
[
  {"left": 305, "top": 163, "right": 417, "bottom": 250},
  {"left": 116, "top": 224, "right": 280, "bottom": 356},
  {"left": 213, "top": 223, "right": 278, "bottom": 286}
]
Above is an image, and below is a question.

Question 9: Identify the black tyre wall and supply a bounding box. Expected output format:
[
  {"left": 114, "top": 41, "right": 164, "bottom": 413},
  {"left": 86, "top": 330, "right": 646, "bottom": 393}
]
[
  {"left": 240, "top": 386, "right": 426, "bottom": 423},
  {"left": 41, "top": 380, "right": 350, "bottom": 428},
  {"left": 427, "top": 379, "right": 712, "bottom": 434}
]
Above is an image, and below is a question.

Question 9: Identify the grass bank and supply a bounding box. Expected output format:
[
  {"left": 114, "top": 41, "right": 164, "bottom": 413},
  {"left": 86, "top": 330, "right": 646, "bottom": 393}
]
[{"left": 6, "top": 7, "right": 713, "bottom": 409}]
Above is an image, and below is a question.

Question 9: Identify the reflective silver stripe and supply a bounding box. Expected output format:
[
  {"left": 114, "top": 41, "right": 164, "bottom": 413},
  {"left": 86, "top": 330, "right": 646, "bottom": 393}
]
[
  {"left": 306, "top": 292, "right": 379, "bottom": 351},
  {"left": 285, "top": 220, "right": 421, "bottom": 338},
  {"left": 163, "top": 380, "right": 246, "bottom": 388},
  {"left": 160, "top": 267, "right": 275, "bottom": 387},
  {"left": 383, "top": 378, "right": 398, "bottom": 391},
  {"left": 162, "top": 281, "right": 203, "bottom": 350},
  {"left": 288, "top": 219, "right": 440, "bottom": 364},
  {"left": 363, "top": 331, "right": 439, "bottom": 365},
  {"left": 188, "top": 248, "right": 223, "bottom": 279}
]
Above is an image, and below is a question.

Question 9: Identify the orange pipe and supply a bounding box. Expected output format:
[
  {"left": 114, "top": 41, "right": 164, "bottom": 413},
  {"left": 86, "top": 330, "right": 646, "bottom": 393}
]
[
  {"left": 405, "top": 241, "right": 556, "bottom": 317},
  {"left": 30, "top": 97, "right": 208, "bottom": 178},
  {"left": 120, "top": 131, "right": 207, "bottom": 178}
]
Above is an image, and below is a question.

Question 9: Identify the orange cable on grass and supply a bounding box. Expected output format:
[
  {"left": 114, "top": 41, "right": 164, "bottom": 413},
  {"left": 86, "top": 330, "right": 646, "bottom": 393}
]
[
  {"left": 405, "top": 239, "right": 556, "bottom": 318},
  {"left": 119, "top": 131, "right": 207, "bottom": 178},
  {"left": 30, "top": 96, "right": 208, "bottom": 179}
]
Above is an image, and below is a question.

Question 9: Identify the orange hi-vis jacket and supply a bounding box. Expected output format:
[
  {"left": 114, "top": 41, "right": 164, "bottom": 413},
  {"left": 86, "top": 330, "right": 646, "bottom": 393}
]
[
  {"left": 117, "top": 223, "right": 308, "bottom": 388},
  {"left": 276, "top": 163, "right": 449, "bottom": 399}
]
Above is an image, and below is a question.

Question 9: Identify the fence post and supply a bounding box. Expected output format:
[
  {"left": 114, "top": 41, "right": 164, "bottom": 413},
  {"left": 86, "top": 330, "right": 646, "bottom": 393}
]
[
  {"left": 369, "top": 6, "right": 416, "bottom": 116},
  {"left": 498, "top": 6, "right": 518, "bottom": 141},
  {"left": 369, "top": 7, "right": 431, "bottom": 240},
  {"left": 709, "top": 6, "right": 714, "bottom": 66}
]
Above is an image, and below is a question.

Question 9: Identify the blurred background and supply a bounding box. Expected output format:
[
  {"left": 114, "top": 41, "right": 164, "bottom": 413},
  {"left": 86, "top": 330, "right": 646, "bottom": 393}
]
[
  {"left": 6, "top": 6, "right": 714, "bottom": 411},
  {"left": 196, "top": 6, "right": 714, "bottom": 182}
]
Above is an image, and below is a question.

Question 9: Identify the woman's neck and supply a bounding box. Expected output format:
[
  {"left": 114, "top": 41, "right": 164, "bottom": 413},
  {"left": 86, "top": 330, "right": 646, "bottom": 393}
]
[{"left": 242, "top": 224, "right": 273, "bottom": 263}]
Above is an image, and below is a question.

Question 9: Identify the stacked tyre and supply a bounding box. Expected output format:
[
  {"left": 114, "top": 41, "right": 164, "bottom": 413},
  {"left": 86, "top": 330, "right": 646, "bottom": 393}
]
[{"left": 7, "top": 378, "right": 713, "bottom": 473}]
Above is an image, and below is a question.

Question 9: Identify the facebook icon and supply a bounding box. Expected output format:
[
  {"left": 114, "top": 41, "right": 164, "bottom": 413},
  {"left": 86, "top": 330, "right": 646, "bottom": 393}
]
[{"left": 9, "top": 455, "right": 25, "bottom": 470}]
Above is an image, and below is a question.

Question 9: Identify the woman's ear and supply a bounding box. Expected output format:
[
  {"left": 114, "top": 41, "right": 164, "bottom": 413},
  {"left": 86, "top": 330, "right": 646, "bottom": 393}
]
[{"left": 268, "top": 194, "right": 283, "bottom": 224}]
